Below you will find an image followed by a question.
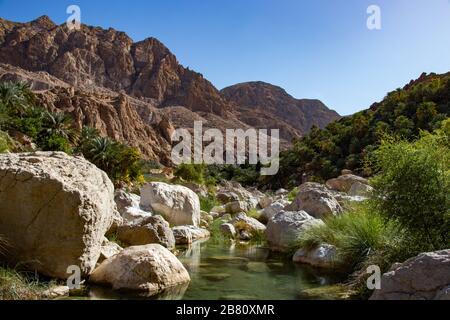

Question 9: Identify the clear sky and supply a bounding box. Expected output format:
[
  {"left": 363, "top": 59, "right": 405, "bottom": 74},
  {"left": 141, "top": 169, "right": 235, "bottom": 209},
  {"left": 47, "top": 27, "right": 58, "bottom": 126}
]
[{"left": 1, "top": 0, "right": 449, "bottom": 115}]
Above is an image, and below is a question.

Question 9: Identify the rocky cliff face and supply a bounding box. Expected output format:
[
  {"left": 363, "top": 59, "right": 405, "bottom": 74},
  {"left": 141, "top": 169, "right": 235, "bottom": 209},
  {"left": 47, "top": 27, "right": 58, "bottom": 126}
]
[
  {"left": 221, "top": 82, "right": 341, "bottom": 141},
  {"left": 0, "top": 15, "right": 340, "bottom": 161}
]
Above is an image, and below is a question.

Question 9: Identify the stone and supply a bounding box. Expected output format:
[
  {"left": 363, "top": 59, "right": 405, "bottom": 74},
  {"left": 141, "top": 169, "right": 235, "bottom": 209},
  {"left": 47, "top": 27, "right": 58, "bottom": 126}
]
[
  {"left": 231, "top": 213, "right": 266, "bottom": 235},
  {"left": 42, "top": 286, "right": 70, "bottom": 299},
  {"left": 225, "top": 201, "right": 249, "bottom": 214},
  {"left": 326, "top": 174, "right": 369, "bottom": 193},
  {"left": 220, "top": 223, "right": 236, "bottom": 239},
  {"left": 216, "top": 191, "right": 240, "bottom": 204},
  {"left": 0, "top": 152, "right": 118, "bottom": 279},
  {"left": 285, "top": 182, "right": 343, "bottom": 219},
  {"left": 99, "top": 238, "right": 123, "bottom": 264},
  {"left": 140, "top": 182, "right": 200, "bottom": 227},
  {"left": 172, "top": 226, "right": 210, "bottom": 245},
  {"left": 265, "top": 211, "right": 324, "bottom": 252},
  {"left": 117, "top": 216, "right": 175, "bottom": 249},
  {"left": 114, "top": 190, "right": 151, "bottom": 224},
  {"left": 348, "top": 181, "right": 374, "bottom": 197},
  {"left": 370, "top": 250, "right": 450, "bottom": 300},
  {"left": 89, "top": 244, "right": 190, "bottom": 294},
  {"left": 275, "top": 188, "right": 288, "bottom": 196},
  {"left": 258, "top": 196, "right": 273, "bottom": 209},
  {"left": 260, "top": 200, "right": 289, "bottom": 222},
  {"left": 293, "top": 244, "right": 337, "bottom": 268}
]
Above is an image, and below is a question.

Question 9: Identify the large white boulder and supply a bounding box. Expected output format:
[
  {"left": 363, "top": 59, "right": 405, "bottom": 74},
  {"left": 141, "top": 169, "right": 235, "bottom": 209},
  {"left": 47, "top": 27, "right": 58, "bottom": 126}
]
[
  {"left": 0, "top": 152, "right": 119, "bottom": 279},
  {"left": 370, "top": 250, "right": 450, "bottom": 300},
  {"left": 89, "top": 244, "right": 190, "bottom": 294},
  {"left": 140, "top": 182, "right": 200, "bottom": 227},
  {"left": 266, "top": 211, "right": 324, "bottom": 252},
  {"left": 114, "top": 190, "right": 151, "bottom": 224},
  {"left": 285, "top": 183, "right": 343, "bottom": 219}
]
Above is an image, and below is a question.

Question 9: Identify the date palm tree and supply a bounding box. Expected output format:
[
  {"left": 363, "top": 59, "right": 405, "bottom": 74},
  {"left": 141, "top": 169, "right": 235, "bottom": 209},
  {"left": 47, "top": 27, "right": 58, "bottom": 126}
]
[
  {"left": 41, "top": 111, "right": 79, "bottom": 144},
  {"left": 0, "top": 81, "right": 34, "bottom": 115}
]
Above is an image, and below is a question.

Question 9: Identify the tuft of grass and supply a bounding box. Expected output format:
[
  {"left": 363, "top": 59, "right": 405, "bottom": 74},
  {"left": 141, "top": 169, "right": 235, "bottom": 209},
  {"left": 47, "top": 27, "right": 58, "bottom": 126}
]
[
  {"left": 295, "top": 203, "right": 407, "bottom": 272},
  {"left": 246, "top": 208, "right": 262, "bottom": 221},
  {"left": 208, "top": 219, "right": 233, "bottom": 245},
  {"left": 106, "top": 232, "right": 127, "bottom": 248},
  {"left": 0, "top": 266, "right": 56, "bottom": 300},
  {"left": 287, "top": 187, "right": 299, "bottom": 202},
  {"left": 199, "top": 194, "right": 220, "bottom": 213}
]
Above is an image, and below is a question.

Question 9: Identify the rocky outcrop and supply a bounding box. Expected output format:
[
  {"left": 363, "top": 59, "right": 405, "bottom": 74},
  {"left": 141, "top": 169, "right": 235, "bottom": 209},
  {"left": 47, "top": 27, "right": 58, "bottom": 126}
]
[
  {"left": 99, "top": 238, "right": 123, "bottom": 264},
  {"left": 286, "top": 183, "right": 343, "bottom": 219},
  {"left": 140, "top": 182, "right": 200, "bottom": 227},
  {"left": 265, "top": 211, "right": 323, "bottom": 252},
  {"left": 89, "top": 244, "right": 190, "bottom": 294},
  {"left": 370, "top": 250, "right": 450, "bottom": 300},
  {"left": 221, "top": 81, "right": 340, "bottom": 143},
  {"left": 0, "top": 152, "right": 118, "bottom": 279},
  {"left": 293, "top": 244, "right": 337, "bottom": 269},
  {"left": 117, "top": 216, "right": 175, "bottom": 249}
]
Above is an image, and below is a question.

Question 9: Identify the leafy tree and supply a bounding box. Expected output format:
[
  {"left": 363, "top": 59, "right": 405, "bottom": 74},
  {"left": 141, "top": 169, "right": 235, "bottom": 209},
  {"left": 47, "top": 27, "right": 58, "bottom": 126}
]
[{"left": 369, "top": 128, "right": 450, "bottom": 250}]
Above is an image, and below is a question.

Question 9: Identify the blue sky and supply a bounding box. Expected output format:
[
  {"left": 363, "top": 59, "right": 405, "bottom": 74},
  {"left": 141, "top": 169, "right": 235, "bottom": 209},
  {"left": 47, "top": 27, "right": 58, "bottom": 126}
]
[{"left": 1, "top": 0, "right": 450, "bottom": 115}]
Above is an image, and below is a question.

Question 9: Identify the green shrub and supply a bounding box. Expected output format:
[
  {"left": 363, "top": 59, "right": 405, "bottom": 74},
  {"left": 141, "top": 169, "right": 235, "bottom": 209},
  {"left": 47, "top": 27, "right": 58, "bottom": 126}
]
[
  {"left": 369, "top": 130, "right": 450, "bottom": 250},
  {"left": 174, "top": 163, "right": 206, "bottom": 185},
  {"left": 0, "top": 131, "right": 12, "bottom": 153},
  {"left": 199, "top": 194, "right": 220, "bottom": 213},
  {"left": 296, "top": 203, "right": 407, "bottom": 272},
  {"left": 287, "top": 187, "right": 299, "bottom": 202},
  {"left": 40, "top": 134, "right": 72, "bottom": 154}
]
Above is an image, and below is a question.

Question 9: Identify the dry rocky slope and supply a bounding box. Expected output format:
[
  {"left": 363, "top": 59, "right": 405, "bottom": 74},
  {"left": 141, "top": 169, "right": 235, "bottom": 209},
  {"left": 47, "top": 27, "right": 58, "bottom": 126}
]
[
  {"left": 0, "top": 15, "right": 340, "bottom": 160},
  {"left": 222, "top": 82, "right": 340, "bottom": 142}
]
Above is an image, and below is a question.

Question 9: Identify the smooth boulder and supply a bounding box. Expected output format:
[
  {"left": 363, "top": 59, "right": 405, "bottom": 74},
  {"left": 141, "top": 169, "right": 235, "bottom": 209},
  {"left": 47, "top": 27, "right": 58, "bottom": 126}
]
[
  {"left": 140, "top": 182, "right": 200, "bottom": 227},
  {"left": 172, "top": 226, "right": 210, "bottom": 245},
  {"left": 285, "top": 183, "right": 342, "bottom": 219},
  {"left": 89, "top": 244, "right": 190, "bottom": 294},
  {"left": 370, "top": 250, "right": 450, "bottom": 300},
  {"left": 0, "top": 152, "right": 118, "bottom": 279},
  {"left": 117, "top": 216, "right": 175, "bottom": 249},
  {"left": 293, "top": 244, "right": 337, "bottom": 268},
  {"left": 326, "top": 174, "right": 369, "bottom": 193},
  {"left": 114, "top": 190, "right": 151, "bottom": 224},
  {"left": 266, "top": 211, "right": 323, "bottom": 252}
]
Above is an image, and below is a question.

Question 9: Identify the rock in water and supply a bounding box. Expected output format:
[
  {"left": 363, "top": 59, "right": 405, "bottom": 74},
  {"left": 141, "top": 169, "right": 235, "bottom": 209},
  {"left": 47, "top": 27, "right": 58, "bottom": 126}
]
[
  {"left": 117, "top": 215, "right": 175, "bottom": 249},
  {"left": 293, "top": 244, "right": 337, "bottom": 269},
  {"left": 0, "top": 152, "right": 118, "bottom": 279},
  {"left": 265, "top": 211, "right": 323, "bottom": 252},
  {"left": 89, "top": 244, "right": 190, "bottom": 294},
  {"left": 370, "top": 250, "right": 450, "bottom": 300},
  {"left": 140, "top": 182, "right": 200, "bottom": 227},
  {"left": 285, "top": 182, "right": 342, "bottom": 219},
  {"left": 172, "top": 226, "right": 210, "bottom": 245}
]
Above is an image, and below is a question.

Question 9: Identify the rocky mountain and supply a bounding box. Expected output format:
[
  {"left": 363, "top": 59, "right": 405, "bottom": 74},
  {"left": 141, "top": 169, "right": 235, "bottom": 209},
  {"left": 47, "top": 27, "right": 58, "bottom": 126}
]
[
  {"left": 0, "top": 15, "right": 340, "bottom": 161},
  {"left": 221, "top": 82, "right": 341, "bottom": 141}
]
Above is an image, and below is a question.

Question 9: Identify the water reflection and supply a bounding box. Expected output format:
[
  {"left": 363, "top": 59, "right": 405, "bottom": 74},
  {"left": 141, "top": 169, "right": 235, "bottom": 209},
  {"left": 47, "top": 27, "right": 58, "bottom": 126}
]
[{"left": 176, "top": 240, "right": 343, "bottom": 300}]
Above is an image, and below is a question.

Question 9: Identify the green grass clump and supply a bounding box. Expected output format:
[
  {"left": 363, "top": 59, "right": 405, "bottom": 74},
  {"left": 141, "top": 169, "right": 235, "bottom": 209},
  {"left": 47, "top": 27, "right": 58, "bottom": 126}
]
[
  {"left": 199, "top": 194, "right": 220, "bottom": 213},
  {"left": 287, "top": 187, "right": 299, "bottom": 202},
  {"left": 0, "top": 266, "right": 56, "bottom": 300}
]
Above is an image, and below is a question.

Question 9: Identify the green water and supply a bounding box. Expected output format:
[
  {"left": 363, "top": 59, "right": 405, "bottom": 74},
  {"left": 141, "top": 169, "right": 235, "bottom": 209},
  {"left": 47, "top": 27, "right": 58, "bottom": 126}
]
[{"left": 88, "top": 239, "right": 343, "bottom": 300}]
